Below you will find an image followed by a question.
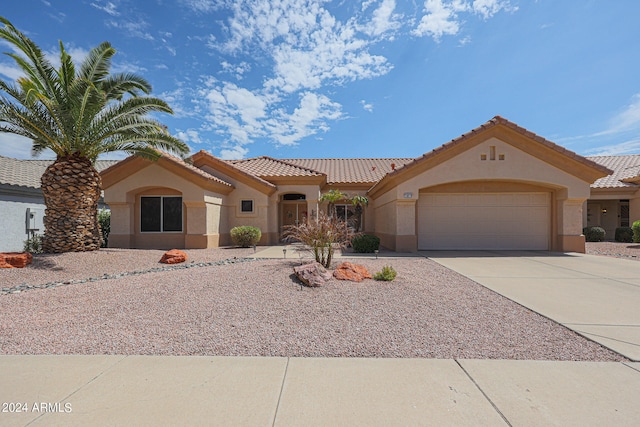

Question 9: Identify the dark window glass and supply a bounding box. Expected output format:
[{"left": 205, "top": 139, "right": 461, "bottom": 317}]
[
  {"left": 241, "top": 200, "right": 253, "bottom": 212},
  {"left": 140, "top": 196, "right": 182, "bottom": 232},
  {"left": 163, "top": 197, "right": 183, "bottom": 232},
  {"left": 282, "top": 194, "right": 306, "bottom": 200},
  {"left": 141, "top": 197, "right": 161, "bottom": 232}
]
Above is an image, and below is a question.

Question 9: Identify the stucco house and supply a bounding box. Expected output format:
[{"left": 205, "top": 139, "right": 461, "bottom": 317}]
[
  {"left": 99, "top": 116, "right": 640, "bottom": 253},
  {"left": 3, "top": 116, "right": 639, "bottom": 253}
]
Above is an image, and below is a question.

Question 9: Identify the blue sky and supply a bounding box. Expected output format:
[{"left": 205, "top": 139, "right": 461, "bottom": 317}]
[{"left": 1, "top": 0, "right": 639, "bottom": 160}]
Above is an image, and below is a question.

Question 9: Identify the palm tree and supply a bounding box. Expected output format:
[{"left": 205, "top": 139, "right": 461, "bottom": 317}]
[
  {"left": 349, "top": 194, "right": 368, "bottom": 232},
  {"left": 0, "top": 17, "right": 188, "bottom": 253},
  {"left": 319, "top": 189, "right": 347, "bottom": 219}
]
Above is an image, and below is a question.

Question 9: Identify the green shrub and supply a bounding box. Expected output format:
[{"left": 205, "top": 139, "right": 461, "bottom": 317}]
[
  {"left": 374, "top": 265, "right": 397, "bottom": 281},
  {"left": 633, "top": 220, "right": 640, "bottom": 243},
  {"left": 583, "top": 226, "right": 605, "bottom": 242},
  {"left": 351, "top": 234, "right": 380, "bottom": 253},
  {"left": 98, "top": 209, "right": 111, "bottom": 248},
  {"left": 615, "top": 227, "right": 633, "bottom": 243},
  {"left": 23, "top": 233, "right": 43, "bottom": 254},
  {"left": 230, "top": 226, "right": 262, "bottom": 247}
]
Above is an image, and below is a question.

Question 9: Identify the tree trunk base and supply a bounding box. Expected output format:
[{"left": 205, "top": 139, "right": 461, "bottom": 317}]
[{"left": 41, "top": 155, "right": 103, "bottom": 253}]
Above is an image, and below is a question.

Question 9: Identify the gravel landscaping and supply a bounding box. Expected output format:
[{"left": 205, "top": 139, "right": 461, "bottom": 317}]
[
  {"left": 0, "top": 248, "right": 625, "bottom": 361},
  {"left": 585, "top": 241, "right": 640, "bottom": 260}
]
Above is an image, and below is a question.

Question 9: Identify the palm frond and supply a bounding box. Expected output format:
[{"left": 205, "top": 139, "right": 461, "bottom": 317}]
[{"left": 78, "top": 41, "right": 115, "bottom": 84}]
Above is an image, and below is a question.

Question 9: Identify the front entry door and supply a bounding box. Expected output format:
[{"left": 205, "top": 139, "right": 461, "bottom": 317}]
[
  {"left": 281, "top": 201, "right": 306, "bottom": 241},
  {"left": 282, "top": 203, "right": 300, "bottom": 227}
]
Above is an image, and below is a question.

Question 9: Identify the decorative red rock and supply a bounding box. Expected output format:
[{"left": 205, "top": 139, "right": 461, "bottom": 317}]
[
  {"left": 160, "top": 249, "right": 188, "bottom": 264},
  {"left": 293, "top": 262, "right": 333, "bottom": 287},
  {"left": 333, "top": 262, "right": 372, "bottom": 282},
  {"left": 0, "top": 252, "right": 33, "bottom": 268}
]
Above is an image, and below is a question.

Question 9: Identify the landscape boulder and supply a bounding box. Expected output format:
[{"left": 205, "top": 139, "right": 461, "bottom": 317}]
[
  {"left": 293, "top": 262, "right": 333, "bottom": 287},
  {"left": 333, "top": 262, "right": 372, "bottom": 282},
  {"left": 0, "top": 252, "right": 33, "bottom": 268},
  {"left": 160, "top": 249, "right": 188, "bottom": 264}
]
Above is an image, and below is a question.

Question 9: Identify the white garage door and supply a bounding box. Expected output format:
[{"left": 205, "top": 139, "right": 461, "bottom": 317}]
[{"left": 418, "top": 192, "right": 550, "bottom": 250}]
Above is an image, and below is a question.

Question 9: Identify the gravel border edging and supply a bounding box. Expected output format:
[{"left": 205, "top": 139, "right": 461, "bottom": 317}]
[{"left": 1, "top": 257, "right": 263, "bottom": 296}]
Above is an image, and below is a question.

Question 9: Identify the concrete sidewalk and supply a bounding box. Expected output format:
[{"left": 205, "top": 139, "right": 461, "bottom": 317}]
[
  {"left": 426, "top": 251, "right": 640, "bottom": 361},
  {"left": 1, "top": 355, "right": 639, "bottom": 426},
  {"left": 252, "top": 244, "right": 423, "bottom": 260}
]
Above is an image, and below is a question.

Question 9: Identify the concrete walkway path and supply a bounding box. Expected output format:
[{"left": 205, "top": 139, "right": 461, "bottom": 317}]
[
  {"left": 252, "top": 244, "right": 423, "bottom": 260},
  {"left": 1, "top": 355, "right": 638, "bottom": 426},
  {"left": 425, "top": 251, "right": 640, "bottom": 361}
]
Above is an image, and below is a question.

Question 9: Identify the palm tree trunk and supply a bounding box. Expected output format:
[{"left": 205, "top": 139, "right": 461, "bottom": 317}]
[{"left": 41, "top": 154, "right": 103, "bottom": 253}]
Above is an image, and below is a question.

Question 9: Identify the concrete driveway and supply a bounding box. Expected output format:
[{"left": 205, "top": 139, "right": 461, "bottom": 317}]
[{"left": 424, "top": 251, "right": 640, "bottom": 361}]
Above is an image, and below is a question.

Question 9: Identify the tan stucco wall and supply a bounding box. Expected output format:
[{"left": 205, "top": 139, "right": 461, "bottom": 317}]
[{"left": 103, "top": 163, "right": 226, "bottom": 249}]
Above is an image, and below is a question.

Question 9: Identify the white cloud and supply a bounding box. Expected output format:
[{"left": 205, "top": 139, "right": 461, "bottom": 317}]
[
  {"left": 267, "top": 92, "right": 343, "bottom": 146},
  {"left": 413, "top": 0, "right": 515, "bottom": 41},
  {"left": 111, "top": 60, "right": 147, "bottom": 75},
  {"left": 360, "top": 100, "right": 374, "bottom": 112},
  {"left": 413, "top": 0, "right": 467, "bottom": 41},
  {"left": 458, "top": 35, "right": 472, "bottom": 46},
  {"left": 0, "top": 134, "right": 55, "bottom": 159},
  {"left": 585, "top": 139, "right": 640, "bottom": 156},
  {"left": 362, "top": 0, "right": 402, "bottom": 37},
  {"left": 219, "top": 145, "right": 249, "bottom": 160},
  {"left": 91, "top": 1, "right": 120, "bottom": 16},
  {"left": 183, "top": 0, "right": 227, "bottom": 13},
  {"left": 607, "top": 93, "right": 640, "bottom": 134},
  {"left": 471, "top": 0, "right": 514, "bottom": 19},
  {"left": 106, "top": 20, "right": 154, "bottom": 41},
  {"left": 215, "top": 0, "right": 393, "bottom": 93},
  {"left": 562, "top": 94, "right": 640, "bottom": 156},
  {"left": 0, "top": 63, "right": 23, "bottom": 80},
  {"left": 176, "top": 129, "right": 202, "bottom": 144},
  {"left": 220, "top": 61, "right": 251, "bottom": 79}
]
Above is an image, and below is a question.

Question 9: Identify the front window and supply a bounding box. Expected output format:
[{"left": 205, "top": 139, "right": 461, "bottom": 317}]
[
  {"left": 241, "top": 199, "right": 254, "bottom": 213},
  {"left": 141, "top": 196, "right": 182, "bottom": 232},
  {"left": 335, "top": 204, "right": 355, "bottom": 222}
]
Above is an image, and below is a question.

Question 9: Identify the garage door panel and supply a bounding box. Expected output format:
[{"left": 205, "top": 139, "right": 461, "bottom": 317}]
[{"left": 418, "top": 192, "right": 550, "bottom": 250}]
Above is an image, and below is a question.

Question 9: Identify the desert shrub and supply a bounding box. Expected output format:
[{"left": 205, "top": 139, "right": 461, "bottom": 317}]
[
  {"left": 583, "top": 226, "right": 605, "bottom": 242},
  {"left": 615, "top": 227, "right": 633, "bottom": 243},
  {"left": 351, "top": 234, "right": 380, "bottom": 253},
  {"left": 282, "top": 211, "right": 353, "bottom": 268},
  {"left": 633, "top": 220, "right": 640, "bottom": 243},
  {"left": 23, "top": 233, "right": 44, "bottom": 254},
  {"left": 230, "top": 226, "right": 262, "bottom": 247},
  {"left": 374, "top": 265, "right": 397, "bottom": 281},
  {"left": 98, "top": 209, "right": 111, "bottom": 248}
]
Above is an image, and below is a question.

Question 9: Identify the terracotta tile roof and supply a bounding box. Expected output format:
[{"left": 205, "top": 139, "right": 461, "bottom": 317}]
[
  {"left": 587, "top": 155, "right": 640, "bottom": 189},
  {"left": 158, "top": 151, "right": 233, "bottom": 187},
  {"left": 99, "top": 151, "right": 235, "bottom": 189},
  {"left": 227, "top": 156, "right": 325, "bottom": 178},
  {"left": 0, "top": 155, "right": 118, "bottom": 189},
  {"left": 284, "top": 158, "right": 413, "bottom": 184},
  {"left": 190, "top": 150, "right": 276, "bottom": 191}
]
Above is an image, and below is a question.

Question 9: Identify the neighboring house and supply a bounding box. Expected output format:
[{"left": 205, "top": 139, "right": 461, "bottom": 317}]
[
  {"left": 4, "top": 117, "right": 640, "bottom": 253},
  {"left": 0, "top": 156, "right": 118, "bottom": 252}
]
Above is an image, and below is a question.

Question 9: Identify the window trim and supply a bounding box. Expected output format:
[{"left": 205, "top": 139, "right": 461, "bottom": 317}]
[{"left": 140, "top": 195, "right": 183, "bottom": 233}]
